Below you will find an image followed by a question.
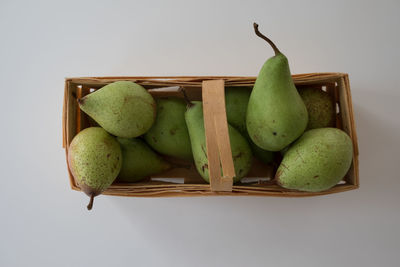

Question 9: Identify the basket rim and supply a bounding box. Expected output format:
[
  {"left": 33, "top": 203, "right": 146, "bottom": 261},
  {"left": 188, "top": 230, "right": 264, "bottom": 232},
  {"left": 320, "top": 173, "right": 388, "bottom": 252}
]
[{"left": 65, "top": 72, "right": 347, "bottom": 82}]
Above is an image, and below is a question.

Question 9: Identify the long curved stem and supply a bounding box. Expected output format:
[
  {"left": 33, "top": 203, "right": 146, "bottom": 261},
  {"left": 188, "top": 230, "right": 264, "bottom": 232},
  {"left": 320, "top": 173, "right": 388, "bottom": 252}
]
[{"left": 253, "top": 22, "right": 281, "bottom": 55}]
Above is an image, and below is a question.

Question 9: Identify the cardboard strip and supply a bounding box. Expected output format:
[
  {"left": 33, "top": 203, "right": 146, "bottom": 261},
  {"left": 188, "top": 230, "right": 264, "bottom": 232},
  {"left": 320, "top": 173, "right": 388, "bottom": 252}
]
[{"left": 202, "top": 80, "right": 234, "bottom": 192}]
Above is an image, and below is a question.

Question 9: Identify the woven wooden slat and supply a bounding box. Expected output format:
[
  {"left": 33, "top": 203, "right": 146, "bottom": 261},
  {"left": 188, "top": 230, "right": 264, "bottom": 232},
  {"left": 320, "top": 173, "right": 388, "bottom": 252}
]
[{"left": 202, "top": 80, "right": 235, "bottom": 192}]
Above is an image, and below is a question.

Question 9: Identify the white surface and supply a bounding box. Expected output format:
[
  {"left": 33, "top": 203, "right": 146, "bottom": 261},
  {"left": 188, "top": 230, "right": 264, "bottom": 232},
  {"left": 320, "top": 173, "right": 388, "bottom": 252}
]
[{"left": 1, "top": 0, "right": 399, "bottom": 266}]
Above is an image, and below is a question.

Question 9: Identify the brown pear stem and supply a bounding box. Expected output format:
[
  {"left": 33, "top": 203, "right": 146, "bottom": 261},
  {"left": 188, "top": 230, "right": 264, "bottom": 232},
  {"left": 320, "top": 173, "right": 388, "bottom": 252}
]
[
  {"left": 179, "top": 87, "right": 194, "bottom": 108},
  {"left": 253, "top": 22, "right": 281, "bottom": 55},
  {"left": 87, "top": 194, "right": 95, "bottom": 210}
]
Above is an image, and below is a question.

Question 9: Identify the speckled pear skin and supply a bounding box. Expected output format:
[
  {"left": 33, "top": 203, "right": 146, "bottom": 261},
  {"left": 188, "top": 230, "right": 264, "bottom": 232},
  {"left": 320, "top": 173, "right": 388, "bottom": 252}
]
[
  {"left": 299, "top": 88, "right": 335, "bottom": 130},
  {"left": 276, "top": 128, "right": 353, "bottom": 192},
  {"left": 246, "top": 24, "right": 308, "bottom": 152},
  {"left": 79, "top": 81, "right": 156, "bottom": 138},
  {"left": 117, "top": 137, "right": 171, "bottom": 183},
  {"left": 144, "top": 98, "right": 192, "bottom": 160},
  {"left": 185, "top": 101, "right": 253, "bottom": 183},
  {"left": 68, "top": 127, "right": 122, "bottom": 206},
  {"left": 246, "top": 53, "right": 308, "bottom": 151},
  {"left": 225, "top": 87, "right": 274, "bottom": 164}
]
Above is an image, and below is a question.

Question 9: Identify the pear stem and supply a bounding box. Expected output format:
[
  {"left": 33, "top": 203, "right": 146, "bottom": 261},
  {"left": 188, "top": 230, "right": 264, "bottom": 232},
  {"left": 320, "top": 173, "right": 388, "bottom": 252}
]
[
  {"left": 253, "top": 22, "right": 281, "bottom": 55},
  {"left": 87, "top": 194, "right": 95, "bottom": 210},
  {"left": 179, "top": 87, "right": 194, "bottom": 108}
]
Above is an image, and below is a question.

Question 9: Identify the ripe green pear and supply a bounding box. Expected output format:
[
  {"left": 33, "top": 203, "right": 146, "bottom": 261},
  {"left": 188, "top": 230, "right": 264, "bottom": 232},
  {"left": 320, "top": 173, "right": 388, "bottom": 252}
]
[
  {"left": 246, "top": 23, "right": 308, "bottom": 151},
  {"left": 299, "top": 88, "right": 335, "bottom": 130},
  {"left": 79, "top": 81, "right": 156, "bottom": 138},
  {"left": 185, "top": 101, "right": 252, "bottom": 183},
  {"left": 225, "top": 87, "right": 274, "bottom": 164},
  {"left": 144, "top": 98, "right": 192, "bottom": 160},
  {"left": 276, "top": 128, "right": 353, "bottom": 192},
  {"left": 225, "top": 87, "right": 251, "bottom": 133},
  {"left": 68, "top": 127, "right": 122, "bottom": 210},
  {"left": 117, "top": 138, "right": 171, "bottom": 183}
]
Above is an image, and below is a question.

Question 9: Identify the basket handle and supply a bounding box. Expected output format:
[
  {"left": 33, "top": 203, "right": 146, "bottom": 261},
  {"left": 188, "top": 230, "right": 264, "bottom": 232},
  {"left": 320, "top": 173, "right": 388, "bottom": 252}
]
[{"left": 202, "top": 80, "right": 235, "bottom": 192}]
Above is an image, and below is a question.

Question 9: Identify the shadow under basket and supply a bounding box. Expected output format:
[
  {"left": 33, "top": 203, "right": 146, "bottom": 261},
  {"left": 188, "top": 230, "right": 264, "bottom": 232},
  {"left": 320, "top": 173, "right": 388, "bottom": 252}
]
[{"left": 62, "top": 73, "right": 359, "bottom": 197}]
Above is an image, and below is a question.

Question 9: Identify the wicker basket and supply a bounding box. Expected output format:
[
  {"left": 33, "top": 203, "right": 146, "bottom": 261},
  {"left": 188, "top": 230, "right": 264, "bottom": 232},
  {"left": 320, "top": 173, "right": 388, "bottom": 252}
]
[{"left": 62, "top": 73, "right": 359, "bottom": 197}]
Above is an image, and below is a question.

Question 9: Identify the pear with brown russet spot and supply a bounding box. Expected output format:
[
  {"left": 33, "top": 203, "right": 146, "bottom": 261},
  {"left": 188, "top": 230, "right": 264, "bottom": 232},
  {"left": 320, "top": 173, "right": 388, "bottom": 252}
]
[
  {"left": 68, "top": 127, "right": 122, "bottom": 210},
  {"left": 78, "top": 81, "right": 156, "bottom": 138},
  {"left": 276, "top": 128, "right": 353, "bottom": 192}
]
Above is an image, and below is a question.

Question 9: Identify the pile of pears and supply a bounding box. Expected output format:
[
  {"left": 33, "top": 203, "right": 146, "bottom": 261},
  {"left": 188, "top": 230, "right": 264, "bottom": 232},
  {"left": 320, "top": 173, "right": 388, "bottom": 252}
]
[{"left": 67, "top": 23, "right": 353, "bottom": 210}]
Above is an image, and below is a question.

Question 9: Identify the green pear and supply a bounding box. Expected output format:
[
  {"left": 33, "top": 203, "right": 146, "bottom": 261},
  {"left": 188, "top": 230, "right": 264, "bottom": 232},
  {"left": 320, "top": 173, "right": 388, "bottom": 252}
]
[
  {"left": 144, "top": 98, "right": 192, "bottom": 160},
  {"left": 225, "top": 87, "right": 251, "bottom": 133},
  {"left": 246, "top": 23, "right": 308, "bottom": 151},
  {"left": 276, "top": 128, "right": 353, "bottom": 192},
  {"left": 117, "top": 138, "right": 171, "bottom": 183},
  {"left": 68, "top": 127, "right": 122, "bottom": 210},
  {"left": 225, "top": 87, "right": 275, "bottom": 164},
  {"left": 185, "top": 101, "right": 252, "bottom": 183},
  {"left": 299, "top": 88, "right": 335, "bottom": 130},
  {"left": 79, "top": 81, "right": 156, "bottom": 138}
]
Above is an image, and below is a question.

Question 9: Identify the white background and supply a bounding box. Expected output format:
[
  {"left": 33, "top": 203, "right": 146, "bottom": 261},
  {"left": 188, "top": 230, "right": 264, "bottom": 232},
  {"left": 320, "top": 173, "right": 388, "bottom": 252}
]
[{"left": 1, "top": 0, "right": 399, "bottom": 266}]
